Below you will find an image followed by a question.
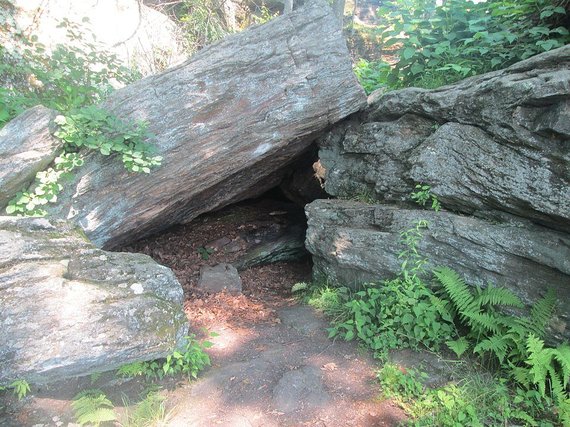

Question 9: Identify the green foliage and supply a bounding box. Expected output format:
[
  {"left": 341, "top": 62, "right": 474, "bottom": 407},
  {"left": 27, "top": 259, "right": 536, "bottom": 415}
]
[
  {"left": 72, "top": 389, "right": 117, "bottom": 426},
  {"left": 291, "top": 282, "right": 309, "bottom": 293},
  {"left": 523, "top": 335, "right": 570, "bottom": 415},
  {"left": 352, "top": 59, "right": 391, "bottom": 94},
  {"left": 322, "top": 215, "right": 568, "bottom": 424},
  {"left": 358, "top": 0, "right": 570, "bottom": 91},
  {"left": 117, "top": 334, "right": 213, "bottom": 381},
  {"left": 116, "top": 361, "right": 157, "bottom": 380},
  {"left": 178, "top": 0, "right": 231, "bottom": 53},
  {"left": 411, "top": 184, "right": 441, "bottom": 212},
  {"left": 122, "top": 388, "right": 170, "bottom": 427},
  {"left": 0, "top": 17, "right": 138, "bottom": 127},
  {"left": 0, "top": 379, "right": 31, "bottom": 400},
  {"left": 330, "top": 221, "right": 456, "bottom": 356},
  {"left": 434, "top": 266, "right": 551, "bottom": 362},
  {"left": 163, "top": 334, "right": 213, "bottom": 379},
  {"left": 433, "top": 267, "right": 569, "bottom": 423},
  {"left": 6, "top": 106, "right": 161, "bottom": 217},
  {"left": 53, "top": 107, "right": 162, "bottom": 172},
  {"left": 197, "top": 246, "right": 215, "bottom": 260},
  {"left": 6, "top": 152, "right": 83, "bottom": 216},
  {"left": 377, "top": 362, "right": 558, "bottom": 426}
]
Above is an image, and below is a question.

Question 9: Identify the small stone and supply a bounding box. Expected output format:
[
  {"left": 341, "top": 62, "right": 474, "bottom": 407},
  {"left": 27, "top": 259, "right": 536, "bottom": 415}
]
[
  {"left": 223, "top": 238, "right": 246, "bottom": 254},
  {"left": 197, "top": 263, "right": 242, "bottom": 295},
  {"left": 205, "top": 237, "right": 231, "bottom": 250}
]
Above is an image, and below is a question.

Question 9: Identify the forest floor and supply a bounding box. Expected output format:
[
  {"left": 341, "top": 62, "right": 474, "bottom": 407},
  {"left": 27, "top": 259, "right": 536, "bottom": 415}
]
[{"left": 0, "top": 199, "right": 413, "bottom": 427}]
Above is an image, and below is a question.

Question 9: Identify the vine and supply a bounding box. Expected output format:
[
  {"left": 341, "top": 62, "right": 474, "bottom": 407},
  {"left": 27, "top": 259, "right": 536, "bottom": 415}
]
[{"left": 6, "top": 106, "right": 162, "bottom": 216}]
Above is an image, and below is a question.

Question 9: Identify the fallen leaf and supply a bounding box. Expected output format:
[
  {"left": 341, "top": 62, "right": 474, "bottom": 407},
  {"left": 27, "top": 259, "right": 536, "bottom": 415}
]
[{"left": 321, "top": 362, "right": 338, "bottom": 372}]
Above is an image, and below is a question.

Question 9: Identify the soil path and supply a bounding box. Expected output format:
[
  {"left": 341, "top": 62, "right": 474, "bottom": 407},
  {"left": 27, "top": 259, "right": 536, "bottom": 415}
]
[{"left": 166, "top": 302, "right": 406, "bottom": 427}]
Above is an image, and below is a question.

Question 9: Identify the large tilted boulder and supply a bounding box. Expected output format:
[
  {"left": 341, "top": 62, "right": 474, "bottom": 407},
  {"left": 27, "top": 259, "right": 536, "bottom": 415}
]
[
  {"left": 305, "top": 200, "right": 570, "bottom": 343},
  {"left": 0, "top": 216, "right": 187, "bottom": 385},
  {"left": 0, "top": 0, "right": 364, "bottom": 249},
  {"left": 318, "top": 45, "right": 570, "bottom": 232}
]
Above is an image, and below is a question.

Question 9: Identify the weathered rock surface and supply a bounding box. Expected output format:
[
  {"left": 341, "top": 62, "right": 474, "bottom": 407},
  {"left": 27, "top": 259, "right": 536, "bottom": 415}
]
[
  {"left": 198, "top": 263, "right": 242, "bottom": 295},
  {"left": 319, "top": 45, "right": 570, "bottom": 232},
  {"left": 3, "top": 0, "right": 363, "bottom": 249},
  {"left": 0, "top": 106, "right": 59, "bottom": 208},
  {"left": 0, "top": 216, "right": 187, "bottom": 385},
  {"left": 305, "top": 199, "right": 570, "bottom": 343}
]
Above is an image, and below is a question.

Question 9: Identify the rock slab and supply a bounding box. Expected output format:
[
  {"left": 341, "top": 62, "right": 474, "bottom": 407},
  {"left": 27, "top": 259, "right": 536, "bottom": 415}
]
[
  {"left": 319, "top": 45, "right": 570, "bottom": 232},
  {"left": 0, "top": 216, "right": 187, "bottom": 385},
  {"left": 305, "top": 199, "right": 570, "bottom": 343}
]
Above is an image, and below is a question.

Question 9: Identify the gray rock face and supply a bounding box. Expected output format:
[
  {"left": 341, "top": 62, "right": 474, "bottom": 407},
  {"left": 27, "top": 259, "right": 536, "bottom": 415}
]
[
  {"left": 0, "top": 216, "right": 187, "bottom": 385},
  {"left": 6, "top": 0, "right": 364, "bottom": 249},
  {"left": 198, "top": 263, "right": 242, "bottom": 295},
  {"left": 305, "top": 199, "right": 570, "bottom": 343},
  {"left": 318, "top": 45, "right": 570, "bottom": 232},
  {"left": 0, "top": 106, "right": 59, "bottom": 208}
]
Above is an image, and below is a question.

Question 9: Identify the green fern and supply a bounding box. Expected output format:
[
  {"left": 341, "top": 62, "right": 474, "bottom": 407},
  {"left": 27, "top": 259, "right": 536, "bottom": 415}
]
[
  {"left": 474, "top": 335, "right": 511, "bottom": 364},
  {"left": 72, "top": 389, "right": 117, "bottom": 426},
  {"left": 474, "top": 284, "right": 524, "bottom": 309},
  {"left": 529, "top": 289, "right": 557, "bottom": 338},
  {"left": 525, "top": 334, "right": 570, "bottom": 408},
  {"left": 433, "top": 267, "right": 475, "bottom": 318},
  {"left": 446, "top": 337, "right": 470, "bottom": 357}
]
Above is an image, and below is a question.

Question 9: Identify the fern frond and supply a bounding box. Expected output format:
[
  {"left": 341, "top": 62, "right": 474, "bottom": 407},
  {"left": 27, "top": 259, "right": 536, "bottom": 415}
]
[
  {"left": 474, "top": 335, "right": 509, "bottom": 363},
  {"left": 446, "top": 337, "right": 470, "bottom": 358},
  {"left": 526, "top": 334, "right": 553, "bottom": 398},
  {"left": 433, "top": 267, "right": 475, "bottom": 318},
  {"left": 511, "top": 409, "right": 539, "bottom": 426},
  {"left": 548, "top": 364, "right": 566, "bottom": 405},
  {"left": 463, "top": 311, "right": 502, "bottom": 335},
  {"left": 72, "top": 389, "right": 116, "bottom": 426},
  {"left": 529, "top": 289, "right": 556, "bottom": 338},
  {"left": 475, "top": 284, "right": 524, "bottom": 309},
  {"left": 553, "top": 344, "right": 570, "bottom": 387}
]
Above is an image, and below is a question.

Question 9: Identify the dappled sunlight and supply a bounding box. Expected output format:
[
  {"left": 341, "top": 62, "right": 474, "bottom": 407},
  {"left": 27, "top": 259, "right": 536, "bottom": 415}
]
[{"left": 332, "top": 233, "right": 353, "bottom": 256}]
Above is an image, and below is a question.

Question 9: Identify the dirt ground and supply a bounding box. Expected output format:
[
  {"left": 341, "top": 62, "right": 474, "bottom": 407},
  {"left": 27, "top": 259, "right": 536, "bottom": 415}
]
[{"left": 0, "top": 200, "right": 408, "bottom": 426}]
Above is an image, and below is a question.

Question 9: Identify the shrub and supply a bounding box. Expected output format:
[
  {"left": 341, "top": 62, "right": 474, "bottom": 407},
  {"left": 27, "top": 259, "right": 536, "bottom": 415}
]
[{"left": 355, "top": 0, "right": 570, "bottom": 92}]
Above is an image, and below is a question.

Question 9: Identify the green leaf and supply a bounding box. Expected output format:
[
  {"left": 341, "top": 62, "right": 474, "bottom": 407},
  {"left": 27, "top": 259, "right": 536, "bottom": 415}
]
[{"left": 402, "top": 47, "right": 416, "bottom": 60}]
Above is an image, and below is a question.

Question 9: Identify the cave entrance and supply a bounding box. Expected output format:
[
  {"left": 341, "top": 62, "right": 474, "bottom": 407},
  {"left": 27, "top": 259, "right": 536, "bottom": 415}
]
[{"left": 120, "top": 149, "right": 327, "bottom": 325}]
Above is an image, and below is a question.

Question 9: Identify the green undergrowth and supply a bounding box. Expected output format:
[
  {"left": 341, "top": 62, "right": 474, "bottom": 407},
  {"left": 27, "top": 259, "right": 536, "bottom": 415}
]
[
  {"left": 116, "top": 333, "right": 214, "bottom": 381},
  {"left": 0, "top": 379, "right": 30, "bottom": 400},
  {"left": 295, "top": 219, "right": 570, "bottom": 425},
  {"left": 1, "top": 14, "right": 164, "bottom": 217},
  {"left": 71, "top": 333, "right": 213, "bottom": 426},
  {"left": 352, "top": 0, "right": 570, "bottom": 93}
]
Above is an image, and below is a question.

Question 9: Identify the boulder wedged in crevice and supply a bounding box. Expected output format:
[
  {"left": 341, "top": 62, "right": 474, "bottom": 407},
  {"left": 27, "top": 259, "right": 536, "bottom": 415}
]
[
  {"left": 0, "top": 216, "right": 187, "bottom": 385},
  {"left": 0, "top": 0, "right": 365, "bottom": 249}
]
